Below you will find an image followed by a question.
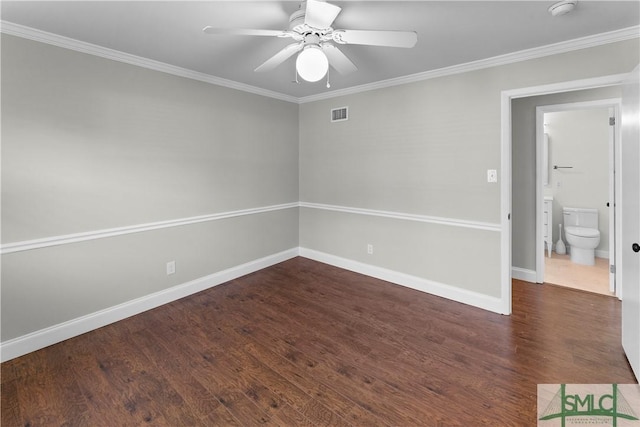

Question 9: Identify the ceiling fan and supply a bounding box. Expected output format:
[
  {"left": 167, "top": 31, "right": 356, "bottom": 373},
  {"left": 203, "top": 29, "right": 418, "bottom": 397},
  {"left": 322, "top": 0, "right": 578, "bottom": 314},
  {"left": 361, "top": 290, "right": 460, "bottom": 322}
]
[{"left": 203, "top": 0, "right": 417, "bottom": 84}]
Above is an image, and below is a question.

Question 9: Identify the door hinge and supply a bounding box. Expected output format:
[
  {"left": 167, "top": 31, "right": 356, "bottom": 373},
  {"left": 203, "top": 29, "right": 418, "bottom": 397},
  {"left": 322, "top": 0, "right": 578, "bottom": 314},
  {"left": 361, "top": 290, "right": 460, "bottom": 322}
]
[
  {"left": 610, "top": 264, "right": 616, "bottom": 274},
  {"left": 609, "top": 117, "right": 616, "bottom": 126}
]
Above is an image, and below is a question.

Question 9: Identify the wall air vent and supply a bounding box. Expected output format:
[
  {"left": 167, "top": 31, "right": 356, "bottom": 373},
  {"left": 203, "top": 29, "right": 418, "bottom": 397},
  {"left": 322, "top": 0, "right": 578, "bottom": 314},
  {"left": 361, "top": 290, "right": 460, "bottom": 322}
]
[{"left": 331, "top": 106, "right": 348, "bottom": 122}]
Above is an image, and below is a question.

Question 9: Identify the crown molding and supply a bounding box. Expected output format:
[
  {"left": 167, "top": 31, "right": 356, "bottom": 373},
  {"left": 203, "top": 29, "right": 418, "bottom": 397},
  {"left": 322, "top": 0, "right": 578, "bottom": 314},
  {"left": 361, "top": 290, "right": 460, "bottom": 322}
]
[
  {"left": 1, "top": 20, "right": 638, "bottom": 105},
  {"left": 298, "top": 25, "right": 640, "bottom": 104},
  {"left": 0, "top": 21, "right": 299, "bottom": 104}
]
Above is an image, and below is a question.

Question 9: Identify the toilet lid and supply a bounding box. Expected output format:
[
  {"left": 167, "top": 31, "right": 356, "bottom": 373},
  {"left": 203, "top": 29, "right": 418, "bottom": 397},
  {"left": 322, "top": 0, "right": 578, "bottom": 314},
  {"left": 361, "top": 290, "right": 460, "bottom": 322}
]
[{"left": 565, "top": 226, "right": 600, "bottom": 238}]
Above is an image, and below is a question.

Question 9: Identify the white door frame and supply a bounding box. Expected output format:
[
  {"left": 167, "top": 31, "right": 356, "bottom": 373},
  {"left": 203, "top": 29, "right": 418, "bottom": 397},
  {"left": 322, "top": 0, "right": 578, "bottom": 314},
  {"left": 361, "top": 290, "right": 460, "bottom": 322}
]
[
  {"left": 534, "top": 100, "right": 621, "bottom": 297},
  {"left": 500, "top": 73, "right": 628, "bottom": 314}
]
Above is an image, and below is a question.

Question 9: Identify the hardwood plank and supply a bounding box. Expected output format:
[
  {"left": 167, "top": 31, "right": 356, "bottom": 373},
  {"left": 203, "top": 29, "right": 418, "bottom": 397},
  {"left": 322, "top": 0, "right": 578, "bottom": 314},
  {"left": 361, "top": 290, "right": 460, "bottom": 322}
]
[
  {"left": 41, "top": 344, "right": 91, "bottom": 426},
  {"left": 228, "top": 315, "right": 433, "bottom": 422},
  {"left": 218, "top": 269, "right": 528, "bottom": 423},
  {"left": 178, "top": 290, "right": 391, "bottom": 426},
  {"left": 1, "top": 380, "right": 22, "bottom": 427},
  {"left": 140, "top": 311, "right": 278, "bottom": 427},
  {"left": 85, "top": 332, "right": 174, "bottom": 425},
  {"left": 134, "top": 331, "right": 244, "bottom": 427},
  {"left": 15, "top": 355, "right": 89, "bottom": 426},
  {"left": 61, "top": 333, "right": 143, "bottom": 424},
  {"left": 145, "top": 305, "right": 319, "bottom": 426},
  {"left": 131, "top": 328, "right": 233, "bottom": 425},
  {"left": 1, "top": 257, "right": 636, "bottom": 425}
]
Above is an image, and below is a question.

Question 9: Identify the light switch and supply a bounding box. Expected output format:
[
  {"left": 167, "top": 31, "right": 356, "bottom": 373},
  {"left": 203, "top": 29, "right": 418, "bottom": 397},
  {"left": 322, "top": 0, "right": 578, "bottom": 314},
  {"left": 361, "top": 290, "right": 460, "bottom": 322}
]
[{"left": 487, "top": 169, "right": 498, "bottom": 183}]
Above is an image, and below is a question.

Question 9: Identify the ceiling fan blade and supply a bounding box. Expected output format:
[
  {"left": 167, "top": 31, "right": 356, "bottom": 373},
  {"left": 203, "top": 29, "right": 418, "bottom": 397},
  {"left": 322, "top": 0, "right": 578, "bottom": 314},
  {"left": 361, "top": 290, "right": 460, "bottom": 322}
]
[
  {"left": 304, "top": 0, "right": 341, "bottom": 30},
  {"left": 332, "top": 30, "right": 417, "bottom": 48},
  {"left": 322, "top": 44, "right": 357, "bottom": 75},
  {"left": 203, "top": 27, "right": 293, "bottom": 38},
  {"left": 254, "top": 43, "right": 304, "bottom": 73}
]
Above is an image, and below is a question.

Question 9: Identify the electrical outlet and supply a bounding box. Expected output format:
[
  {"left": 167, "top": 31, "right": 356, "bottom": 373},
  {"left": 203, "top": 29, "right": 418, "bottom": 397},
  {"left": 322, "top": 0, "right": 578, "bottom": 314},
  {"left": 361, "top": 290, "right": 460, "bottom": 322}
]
[
  {"left": 487, "top": 169, "right": 498, "bottom": 183},
  {"left": 166, "top": 260, "right": 176, "bottom": 275},
  {"left": 367, "top": 244, "right": 374, "bottom": 255}
]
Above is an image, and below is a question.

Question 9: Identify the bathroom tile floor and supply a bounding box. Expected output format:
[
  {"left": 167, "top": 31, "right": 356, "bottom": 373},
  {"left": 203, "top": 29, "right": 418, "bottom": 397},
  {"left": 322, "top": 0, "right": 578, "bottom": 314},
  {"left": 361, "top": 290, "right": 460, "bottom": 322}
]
[{"left": 544, "top": 253, "right": 613, "bottom": 296}]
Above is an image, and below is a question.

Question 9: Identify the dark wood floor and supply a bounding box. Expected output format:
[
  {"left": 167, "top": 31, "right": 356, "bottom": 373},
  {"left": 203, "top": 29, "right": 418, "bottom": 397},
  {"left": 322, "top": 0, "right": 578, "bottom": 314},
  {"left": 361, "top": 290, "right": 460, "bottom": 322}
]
[{"left": 2, "top": 257, "right": 636, "bottom": 426}]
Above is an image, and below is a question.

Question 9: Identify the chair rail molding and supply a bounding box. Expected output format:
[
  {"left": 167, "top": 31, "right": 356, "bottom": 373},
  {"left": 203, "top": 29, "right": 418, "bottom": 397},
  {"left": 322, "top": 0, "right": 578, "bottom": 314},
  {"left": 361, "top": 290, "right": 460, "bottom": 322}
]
[{"left": 1, "top": 203, "right": 299, "bottom": 255}]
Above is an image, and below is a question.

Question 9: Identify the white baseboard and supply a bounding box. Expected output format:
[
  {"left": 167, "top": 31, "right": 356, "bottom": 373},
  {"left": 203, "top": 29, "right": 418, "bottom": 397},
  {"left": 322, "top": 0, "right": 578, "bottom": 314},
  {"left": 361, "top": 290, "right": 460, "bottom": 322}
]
[
  {"left": 0, "top": 248, "right": 299, "bottom": 362},
  {"left": 299, "top": 248, "right": 506, "bottom": 315},
  {"left": 512, "top": 267, "right": 538, "bottom": 283}
]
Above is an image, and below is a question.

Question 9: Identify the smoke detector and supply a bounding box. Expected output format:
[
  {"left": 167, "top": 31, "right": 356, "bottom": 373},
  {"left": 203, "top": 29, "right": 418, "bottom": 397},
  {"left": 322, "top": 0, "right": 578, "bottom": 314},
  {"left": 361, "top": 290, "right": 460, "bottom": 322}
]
[{"left": 548, "top": 0, "right": 577, "bottom": 16}]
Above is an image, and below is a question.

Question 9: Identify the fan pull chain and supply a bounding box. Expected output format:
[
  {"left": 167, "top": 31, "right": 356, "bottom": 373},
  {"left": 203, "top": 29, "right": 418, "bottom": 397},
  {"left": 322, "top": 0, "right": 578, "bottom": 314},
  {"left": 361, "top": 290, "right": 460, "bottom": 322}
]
[{"left": 326, "top": 66, "right": 331, "bottom": 88}]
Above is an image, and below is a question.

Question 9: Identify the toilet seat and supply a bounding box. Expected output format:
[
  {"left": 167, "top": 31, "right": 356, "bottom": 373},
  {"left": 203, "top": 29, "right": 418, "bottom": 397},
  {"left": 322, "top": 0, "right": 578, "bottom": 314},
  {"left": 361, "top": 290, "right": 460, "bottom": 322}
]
[{"left": 565, "top": 226, "right": 600, "bottom": 238}]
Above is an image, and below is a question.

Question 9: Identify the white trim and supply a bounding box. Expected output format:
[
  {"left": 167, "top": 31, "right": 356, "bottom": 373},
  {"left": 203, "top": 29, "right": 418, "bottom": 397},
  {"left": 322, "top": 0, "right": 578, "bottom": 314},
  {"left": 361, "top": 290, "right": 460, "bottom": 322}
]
[
  {"left": 1, "top": 20, "right": 637, "bottom": 105},
  {"left": 506, "top": 74, "right": 628, "bottom": 101},
  {"left": 536, "top": 107, "right": 547, "bottom": 283},
  {"left": 500, "top": 77, "right": 514, "bottom": 315},
  {"left": 0, "top": 248, "right": 300, "bottom": 362},
  {"left": 501, "top": 73, "right": 629, "bottom": 316},
  {"left": 613, "top": 98, "right": 624, "bottom": 299},
  {"left": 512, "top": 267, "right": 537, "bottom": 284},
  {"left": 300, "top": 248, "right": 506, "bottom": 314},
  {"left": 299, "top": 26, "right": 640, "bottom": 104},
  {"left": 609, "top": 105, "right": 618, "bottom": 295},
  {"left": 299, "top": 202, "right": 501, "bottom": 232},
  {"left": 2, "top": 202, "right": 500, "bottom": 254},
  {"left": 0, "top": 21, "right": 298, "bottom": 104},
  {"left": 1, "top": 203, "right": 299, "bottom": 255}
]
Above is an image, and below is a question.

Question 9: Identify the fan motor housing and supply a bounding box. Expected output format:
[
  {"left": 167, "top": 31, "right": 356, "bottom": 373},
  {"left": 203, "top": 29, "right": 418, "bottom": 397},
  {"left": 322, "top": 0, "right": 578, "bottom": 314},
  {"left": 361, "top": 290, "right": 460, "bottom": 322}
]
[
  {"left": 289, "top": 5, "right": 329, "bottom": 36},
  {"left": 289, "top": 9, "right": 306, "bottom": 32}
]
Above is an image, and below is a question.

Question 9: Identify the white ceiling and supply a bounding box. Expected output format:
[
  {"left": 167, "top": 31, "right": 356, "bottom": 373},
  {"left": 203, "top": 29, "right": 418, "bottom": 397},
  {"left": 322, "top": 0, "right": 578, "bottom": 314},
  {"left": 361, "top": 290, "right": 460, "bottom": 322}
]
[{"left": 2, "top": 1, "right": 639, "bottom": 101}]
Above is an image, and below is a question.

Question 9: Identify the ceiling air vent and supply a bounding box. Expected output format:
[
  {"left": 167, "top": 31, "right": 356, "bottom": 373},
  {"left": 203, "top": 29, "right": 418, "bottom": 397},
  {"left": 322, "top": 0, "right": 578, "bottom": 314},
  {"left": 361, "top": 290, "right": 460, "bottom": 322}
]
[{"left": 331, "top": 107, "right": 348, "bottom": 122}]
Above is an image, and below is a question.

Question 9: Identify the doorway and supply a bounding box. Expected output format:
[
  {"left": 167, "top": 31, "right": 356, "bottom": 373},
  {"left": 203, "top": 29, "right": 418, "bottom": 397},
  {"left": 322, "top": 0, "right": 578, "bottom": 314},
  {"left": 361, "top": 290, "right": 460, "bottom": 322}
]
[
  {"left": 535, "top": 101, "right": 620, "bottom": 297},
  {"left": 500, "top": 73, "right": 628, "bottom": 315}
]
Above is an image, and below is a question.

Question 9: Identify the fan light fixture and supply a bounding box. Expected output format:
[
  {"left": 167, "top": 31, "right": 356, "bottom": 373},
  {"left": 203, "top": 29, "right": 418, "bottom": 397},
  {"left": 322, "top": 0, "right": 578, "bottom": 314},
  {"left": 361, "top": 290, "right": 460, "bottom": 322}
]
[
  {"left": 203, "top": 0, "right": 418, "bottom": 84},
  {"left": 296, "top": 45, "right": 329, "bottom": 82}
]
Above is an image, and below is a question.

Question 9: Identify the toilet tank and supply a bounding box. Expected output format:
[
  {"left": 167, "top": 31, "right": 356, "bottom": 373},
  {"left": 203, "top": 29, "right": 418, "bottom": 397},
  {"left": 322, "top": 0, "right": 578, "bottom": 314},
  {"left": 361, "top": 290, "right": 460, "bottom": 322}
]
[{"left": 562, "top": 207, "right": 599, "bottom": 229}]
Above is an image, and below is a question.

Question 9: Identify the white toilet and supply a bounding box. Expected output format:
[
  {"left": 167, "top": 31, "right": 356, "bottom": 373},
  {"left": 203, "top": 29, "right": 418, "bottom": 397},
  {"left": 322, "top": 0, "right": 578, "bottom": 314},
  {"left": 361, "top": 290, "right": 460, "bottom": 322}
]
[{"left": 562, "top": 207, "right": 600, "bottom": 266}]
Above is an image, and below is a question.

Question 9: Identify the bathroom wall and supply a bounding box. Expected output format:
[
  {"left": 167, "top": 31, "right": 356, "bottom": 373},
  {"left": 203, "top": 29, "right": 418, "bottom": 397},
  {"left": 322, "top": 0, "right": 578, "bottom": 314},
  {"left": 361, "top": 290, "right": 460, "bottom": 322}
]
[{"left": 544, "top": 108, "right": 610, "bottom": 256}]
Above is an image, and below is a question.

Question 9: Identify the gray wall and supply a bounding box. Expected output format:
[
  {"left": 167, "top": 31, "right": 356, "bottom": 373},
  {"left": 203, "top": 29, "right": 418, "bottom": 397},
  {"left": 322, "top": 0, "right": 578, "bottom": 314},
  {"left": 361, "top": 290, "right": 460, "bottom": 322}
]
[
  {"left": 512, "top": 87, "right": 620, "bottom": 271},
  {"left": 300, "top": 39, "right": 639, "bottom": 298},
  {"left": 1, "top": 35, "right": 300, "bottom": 341}
]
